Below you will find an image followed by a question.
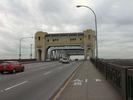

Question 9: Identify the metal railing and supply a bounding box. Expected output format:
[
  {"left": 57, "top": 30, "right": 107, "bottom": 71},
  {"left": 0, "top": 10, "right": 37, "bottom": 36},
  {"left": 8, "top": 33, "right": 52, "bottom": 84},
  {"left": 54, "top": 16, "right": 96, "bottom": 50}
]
[
  {"left": 90, "top": 58, "right": 133, "bottom": 100},
  {"left": 127, "top": 69, "right": 133, "bottom": 100},
  {"left": 0, "top": 59, "right": 36, "bottom": 64}
]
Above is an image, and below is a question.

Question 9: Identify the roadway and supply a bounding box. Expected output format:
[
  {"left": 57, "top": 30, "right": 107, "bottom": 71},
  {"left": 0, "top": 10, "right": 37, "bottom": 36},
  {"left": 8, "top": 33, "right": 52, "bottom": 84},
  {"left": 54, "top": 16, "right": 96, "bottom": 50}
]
[{"left": 0, "top": 61, "right": 81, "bottom": 100}]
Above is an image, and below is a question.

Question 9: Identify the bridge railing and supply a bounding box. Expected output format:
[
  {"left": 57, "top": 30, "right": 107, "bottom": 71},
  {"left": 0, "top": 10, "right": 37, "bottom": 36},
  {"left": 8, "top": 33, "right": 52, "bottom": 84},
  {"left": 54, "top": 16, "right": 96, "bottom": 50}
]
[
  {"left": 127, "top": 69, "right": 133, "bottom": 100},
  {"left": 0, "top": 59, "right": 36, "bottom": 64},
  {"left": 90, "top": 58, "right": 133, "bottom": 100}
]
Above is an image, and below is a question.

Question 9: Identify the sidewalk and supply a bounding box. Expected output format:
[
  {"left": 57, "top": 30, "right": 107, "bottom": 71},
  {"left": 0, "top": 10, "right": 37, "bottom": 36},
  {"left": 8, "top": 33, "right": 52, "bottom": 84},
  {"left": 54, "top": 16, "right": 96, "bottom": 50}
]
[{"left": 56, "top": 60, "right": 122, "bottom": 100}]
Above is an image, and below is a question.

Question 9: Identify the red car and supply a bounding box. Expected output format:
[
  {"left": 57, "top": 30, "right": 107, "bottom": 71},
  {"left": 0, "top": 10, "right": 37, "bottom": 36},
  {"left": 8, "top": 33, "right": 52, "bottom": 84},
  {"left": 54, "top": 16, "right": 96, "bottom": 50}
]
[{"left": 0, "top": 61, "right": 25, "bottom": 74}]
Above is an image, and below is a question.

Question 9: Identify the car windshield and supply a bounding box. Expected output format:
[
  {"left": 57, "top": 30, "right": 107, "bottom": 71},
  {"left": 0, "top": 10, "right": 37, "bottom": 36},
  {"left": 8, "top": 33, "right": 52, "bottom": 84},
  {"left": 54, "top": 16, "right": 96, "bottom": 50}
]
[
  {"left": 2, "top": 61, "right": 16, "bottom": 65},
  {"left": 63, "top": 58, "right": 67, "bottom": 60},
  {"left": 1, "top": 63, "right": 9, "bottom": 66}
]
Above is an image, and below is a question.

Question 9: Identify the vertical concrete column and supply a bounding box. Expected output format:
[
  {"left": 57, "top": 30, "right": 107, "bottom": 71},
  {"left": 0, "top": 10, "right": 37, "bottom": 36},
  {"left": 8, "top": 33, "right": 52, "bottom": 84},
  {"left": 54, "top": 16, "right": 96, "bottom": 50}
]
[
  {"left": 41, "top": 48, "right": 45, "bottom": 61},
  {"left": 83, "top": 29, "right": 95, "bottom": 60},
  {"left": 35, "top": 31, "right": 48, "bottom": 61},
  {"left": 83, "top": 30, "right": 89, "bottom": 60},
  {"left": 54, "top": 50, "right": 56, "bottom": 60},
  {"left": 36, "top": 49, "right": 42, "bottom": 61},
  {"left": 41, "top": 47, "right": 47, "bottom": 61},
  {"left": 50, "top": 50, "right": 53, "bottom": 60},
  {"left": 59, "top": 50, "right": 61, "bottom": 59},
  {"left": 84, "top": 48, "right": 87, "bottom": 60},
  {"left": 55, "top": 50, "right": 58, "bottom": 60},
  {"left": 52, "top": 50, "right": 54, "bottom": 60}
]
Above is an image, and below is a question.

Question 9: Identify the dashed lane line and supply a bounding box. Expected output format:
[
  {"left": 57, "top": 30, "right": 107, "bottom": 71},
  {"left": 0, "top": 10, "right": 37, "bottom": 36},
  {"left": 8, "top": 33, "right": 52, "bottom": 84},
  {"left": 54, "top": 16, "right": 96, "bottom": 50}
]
[
  {"left": 43, "top": 71, "right": 53, "bottom": 76},
  {"left": 1, "top": 81, "right": 28, "bottom": 92}
]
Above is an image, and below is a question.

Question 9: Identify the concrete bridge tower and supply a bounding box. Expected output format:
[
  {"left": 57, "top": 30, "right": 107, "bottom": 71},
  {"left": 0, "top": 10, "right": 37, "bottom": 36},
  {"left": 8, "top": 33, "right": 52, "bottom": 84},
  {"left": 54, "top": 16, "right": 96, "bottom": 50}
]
[{"left": 35, "top": 29, "right": 95, "bottom": 61}]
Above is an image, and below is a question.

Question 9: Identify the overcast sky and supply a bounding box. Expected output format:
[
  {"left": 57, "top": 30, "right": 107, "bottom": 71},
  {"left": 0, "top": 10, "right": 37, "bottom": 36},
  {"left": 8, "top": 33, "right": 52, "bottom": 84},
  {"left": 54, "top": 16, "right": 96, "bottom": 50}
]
[{"left": 0, "top": 0, "right": 133, "bottom": 59}]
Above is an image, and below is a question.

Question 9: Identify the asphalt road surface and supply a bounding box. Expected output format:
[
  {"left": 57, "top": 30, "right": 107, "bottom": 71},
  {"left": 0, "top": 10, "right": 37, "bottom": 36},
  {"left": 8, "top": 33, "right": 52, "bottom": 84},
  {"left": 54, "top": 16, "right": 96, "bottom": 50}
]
[{"left": 0, "top": 61, "right": 81, "bottom": 100}]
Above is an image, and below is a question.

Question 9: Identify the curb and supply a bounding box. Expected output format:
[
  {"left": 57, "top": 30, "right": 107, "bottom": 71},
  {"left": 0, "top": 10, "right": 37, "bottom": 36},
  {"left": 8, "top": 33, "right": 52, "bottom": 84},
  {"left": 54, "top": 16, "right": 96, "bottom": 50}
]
[{"left": 50, "top": 61, "right": 83, "bottom": 100}]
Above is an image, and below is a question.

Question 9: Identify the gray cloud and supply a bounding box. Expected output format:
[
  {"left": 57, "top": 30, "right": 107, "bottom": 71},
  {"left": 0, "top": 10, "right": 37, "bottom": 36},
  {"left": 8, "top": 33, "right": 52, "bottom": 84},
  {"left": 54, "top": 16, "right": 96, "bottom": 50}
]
[{"left": 0, "top": 0, "right": 133, "bottom": 59}]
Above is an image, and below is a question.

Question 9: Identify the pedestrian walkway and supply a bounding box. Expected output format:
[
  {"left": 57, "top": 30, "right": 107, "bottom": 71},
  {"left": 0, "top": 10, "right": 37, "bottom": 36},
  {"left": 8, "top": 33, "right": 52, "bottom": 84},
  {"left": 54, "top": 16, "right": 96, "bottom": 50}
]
[{"left": 56, "top": 60, "right": 122, "bottom": 100}]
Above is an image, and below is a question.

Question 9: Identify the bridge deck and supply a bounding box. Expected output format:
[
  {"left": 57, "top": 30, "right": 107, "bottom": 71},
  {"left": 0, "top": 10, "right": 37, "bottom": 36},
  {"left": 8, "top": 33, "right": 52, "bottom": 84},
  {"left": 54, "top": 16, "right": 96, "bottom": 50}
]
[{"left": 56, "top": 60, "right": 122, "bottom": 100}]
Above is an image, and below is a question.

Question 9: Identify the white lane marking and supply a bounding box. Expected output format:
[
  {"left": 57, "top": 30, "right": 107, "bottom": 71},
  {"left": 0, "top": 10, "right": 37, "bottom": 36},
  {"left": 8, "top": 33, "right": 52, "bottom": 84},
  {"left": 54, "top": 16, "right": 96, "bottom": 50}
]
[
  {"left": 95, "top": 79, "right": 102, "bottom": 82},
  {"left": 4, "top": 81, "right": 28, "bottom": 91},
  {"left": 72, "top": 79, "right": 83, "bottom": 86},
  {"left": 57, "top": 67, "right": 63, "bottom": 70},
  {"left": 85, "top": 79, "right": 88, "bottom": 83},
  {"left": 43, "top": 71, "right": 52, "bottom": 76}
]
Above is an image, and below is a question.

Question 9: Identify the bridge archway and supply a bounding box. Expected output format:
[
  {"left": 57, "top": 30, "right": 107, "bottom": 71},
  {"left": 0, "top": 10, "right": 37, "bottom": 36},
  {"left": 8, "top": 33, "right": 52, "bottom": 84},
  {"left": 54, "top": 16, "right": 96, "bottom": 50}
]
[
  {"left": 46, "top": 46, "right": 84, "bottom": 60},
  {"left": 35, "top": 29, "right": 95, "bottom": 61}
]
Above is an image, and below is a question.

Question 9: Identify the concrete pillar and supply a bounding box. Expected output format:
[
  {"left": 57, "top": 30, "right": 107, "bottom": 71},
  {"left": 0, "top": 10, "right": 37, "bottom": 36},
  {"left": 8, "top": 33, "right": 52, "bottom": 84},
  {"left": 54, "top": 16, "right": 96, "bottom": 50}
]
[
  {"left": 83, "top": 29, "right": 95, "bottom": 60},
  {"left": 35, "top": 31, "right": 48, "bottom": 61},
  {"left": 84, "top": 48, "right": 87, "bottom": 60},
  {"left": 36, "top": 49, "right": 42, "bottom": 61},
  {"left": 50, "top": 50, "right": 54, "bottom": 60},
  {"left": 55, "top": 50, "right": 57, "bottom": 60}
]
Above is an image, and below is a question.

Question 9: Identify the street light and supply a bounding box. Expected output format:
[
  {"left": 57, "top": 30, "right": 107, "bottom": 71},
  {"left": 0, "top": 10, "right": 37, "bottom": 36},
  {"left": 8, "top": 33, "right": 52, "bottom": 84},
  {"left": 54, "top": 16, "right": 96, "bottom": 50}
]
[
  {"left": 30, "top": 44, "right": 33, "bottom": 59},
  {"left": 76, "top": 5, "right": 98, "bottom": 60},
  {"left": 19, "top": 37, "right": 33, "bottom": 60}
]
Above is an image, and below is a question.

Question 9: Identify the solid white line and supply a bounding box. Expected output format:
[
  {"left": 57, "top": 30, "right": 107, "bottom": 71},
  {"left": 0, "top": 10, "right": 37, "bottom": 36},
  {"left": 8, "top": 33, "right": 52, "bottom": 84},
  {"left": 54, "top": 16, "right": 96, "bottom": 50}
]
[
  {"left": 95, "top": 79, "right": 102, "bottom": 82},
  {"left": 4, "top": 81, "right": 28, "bottom": 91},
  {"left": 57, "top": 67, "right": 63, "bottom": 70},
  {"left": 43, "top": 71, "right": 52, "bottom": 76}
]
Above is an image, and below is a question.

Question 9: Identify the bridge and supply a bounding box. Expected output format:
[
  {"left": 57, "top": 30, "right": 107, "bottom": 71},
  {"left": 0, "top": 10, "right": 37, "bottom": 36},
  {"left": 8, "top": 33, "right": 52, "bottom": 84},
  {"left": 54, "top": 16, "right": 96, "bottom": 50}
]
[
  {"left": 0, "top": 59, "right": 132, "bottom": 100},
  {"left": 0, "top": 29, "right": 132, "bottom": 100},
  {"left": 35, "top": 29, "right": 95, "bottom": 61}
]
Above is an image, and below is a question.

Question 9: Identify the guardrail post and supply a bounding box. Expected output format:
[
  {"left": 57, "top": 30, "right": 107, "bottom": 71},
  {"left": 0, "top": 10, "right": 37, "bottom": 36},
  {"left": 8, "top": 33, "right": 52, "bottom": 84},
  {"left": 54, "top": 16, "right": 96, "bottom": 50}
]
[
  {"left": 127, "top": 69, "right": 133, "bottom": 100},
  {"left": 121, "top": 68, "right": 128, "bottom": 100}
]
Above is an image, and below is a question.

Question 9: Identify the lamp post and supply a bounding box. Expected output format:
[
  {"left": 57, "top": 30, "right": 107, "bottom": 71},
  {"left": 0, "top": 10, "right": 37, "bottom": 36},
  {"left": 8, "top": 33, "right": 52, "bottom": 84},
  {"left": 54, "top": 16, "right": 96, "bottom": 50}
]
[
  {"left": 76, "top": 5, "right": 98, "bottom": 60},
  {"left": 30, "top": 44, "right": 33, "bottom": 59},
  {"left": 19, "top": 37, "right": 33, "bottom": 60}
]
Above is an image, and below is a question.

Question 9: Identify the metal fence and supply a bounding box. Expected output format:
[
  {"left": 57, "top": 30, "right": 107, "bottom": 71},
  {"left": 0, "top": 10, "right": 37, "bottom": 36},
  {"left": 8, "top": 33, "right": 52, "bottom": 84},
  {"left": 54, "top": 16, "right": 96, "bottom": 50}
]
[
  {"left": 127, "top": 69, "right": 133, "bottom": 100},
  {"left": 0, "top": 59, "right": 36, "bottom": 64},
  {"left": 90, "top": 58, "right": 133, "bottom": 100}
]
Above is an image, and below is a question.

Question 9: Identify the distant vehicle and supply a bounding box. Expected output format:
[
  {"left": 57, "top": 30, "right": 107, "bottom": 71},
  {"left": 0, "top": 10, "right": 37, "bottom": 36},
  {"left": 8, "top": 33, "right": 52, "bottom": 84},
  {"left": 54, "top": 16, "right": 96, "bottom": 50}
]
[
  {"left": 45, "top": 59, "right": 51, "bottom": 62},
  {"left": 0, "top": 61, "right": 25, "bottom": 74},
  {"left": 62, "top": 58, "right": 69, "bottom": 63}
]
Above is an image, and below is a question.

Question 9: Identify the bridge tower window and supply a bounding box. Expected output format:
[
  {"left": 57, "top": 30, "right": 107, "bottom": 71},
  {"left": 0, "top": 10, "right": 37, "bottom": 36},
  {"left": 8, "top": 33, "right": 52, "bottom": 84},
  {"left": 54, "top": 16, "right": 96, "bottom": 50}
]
[
  {"left": 38, "top": 36, "right": 40, "bottom": 40},
  {"left": 53, "top": 39, "right": 59, "bottom": 42},
  {"left": 88, "top": 35, "right": 91, "bottom": 39},
  {"left": 70, "top": 38, "right": 76, "bottom": 41}
]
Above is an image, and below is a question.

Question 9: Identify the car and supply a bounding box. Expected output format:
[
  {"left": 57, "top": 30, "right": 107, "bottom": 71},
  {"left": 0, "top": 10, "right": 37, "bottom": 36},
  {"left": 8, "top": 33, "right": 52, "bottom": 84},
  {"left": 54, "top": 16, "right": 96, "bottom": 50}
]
[
  {"left": 0, "top": 61, "right": 25, "bottom": 74},
  {"left": 62, "top": 58, "right": 70, "bottom": 63},
  {"left": 45, "top": 59, "right": 51, "bottom": 62}
]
